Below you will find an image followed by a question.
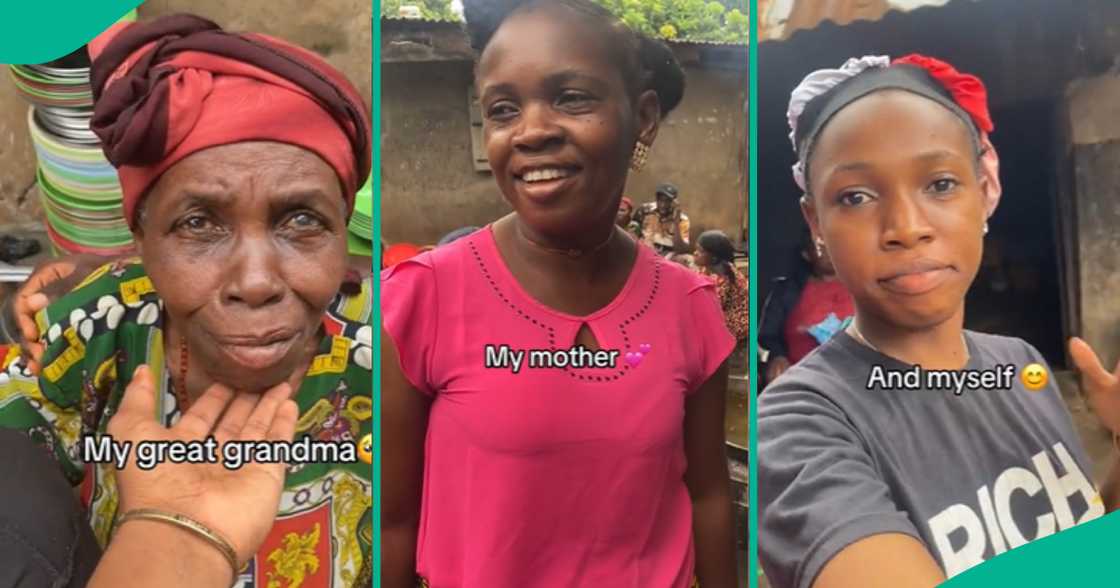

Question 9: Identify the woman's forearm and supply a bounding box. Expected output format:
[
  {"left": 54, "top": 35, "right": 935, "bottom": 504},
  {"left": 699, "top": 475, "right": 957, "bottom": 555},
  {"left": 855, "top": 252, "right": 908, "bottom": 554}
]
[
  {"left": 383, "top": 523, "right": 420, "bottom": 588},
  {"left": 692, "top": 491, "right": 739, "bottom": 588},
  {"left": 88, "top": 520, "right": 233, "bottom": 588}
]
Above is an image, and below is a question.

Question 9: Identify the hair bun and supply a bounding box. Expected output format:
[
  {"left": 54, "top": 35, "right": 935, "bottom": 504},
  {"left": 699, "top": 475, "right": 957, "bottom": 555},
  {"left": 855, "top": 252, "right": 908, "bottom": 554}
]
[
  {"left": 462, "top": 0, "right": 523, "bottom": 51},
  {"left": 639, "top": 36, "right": 685, "bottom": 116}
]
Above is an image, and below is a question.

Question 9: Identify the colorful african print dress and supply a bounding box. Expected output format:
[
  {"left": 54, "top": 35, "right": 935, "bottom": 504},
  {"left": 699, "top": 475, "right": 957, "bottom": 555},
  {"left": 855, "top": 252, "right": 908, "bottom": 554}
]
[{"left": 0, "top": 258, "right": 372, "bottom": 588}]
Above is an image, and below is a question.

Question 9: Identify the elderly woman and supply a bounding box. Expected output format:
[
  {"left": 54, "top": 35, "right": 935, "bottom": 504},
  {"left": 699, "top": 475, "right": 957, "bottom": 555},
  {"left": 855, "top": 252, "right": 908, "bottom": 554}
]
[{"left": 0, "top": 14, "right": 372, "bottom": 588}]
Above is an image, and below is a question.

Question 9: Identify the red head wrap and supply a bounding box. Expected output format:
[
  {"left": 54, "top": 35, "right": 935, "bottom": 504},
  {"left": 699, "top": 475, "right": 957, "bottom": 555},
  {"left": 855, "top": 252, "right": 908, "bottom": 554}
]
[{"left": 88, "top": 14, "right": 371, "bottom": 229}]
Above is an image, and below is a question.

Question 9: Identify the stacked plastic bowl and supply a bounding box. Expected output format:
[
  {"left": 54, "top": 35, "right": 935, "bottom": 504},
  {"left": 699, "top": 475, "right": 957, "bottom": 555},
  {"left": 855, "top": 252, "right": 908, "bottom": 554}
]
[
  {"left": 9, "top": 42, "right": 133, "bottom": 256},
  {"left": 348, "top": 176, "right": 373, "bottom": 257}
]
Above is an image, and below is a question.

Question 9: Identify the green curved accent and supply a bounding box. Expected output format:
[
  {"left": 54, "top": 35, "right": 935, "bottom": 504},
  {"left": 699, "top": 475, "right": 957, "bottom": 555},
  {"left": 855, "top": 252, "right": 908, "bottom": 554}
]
[
  {"left": 0, "top": 2, "right": 142, "bottom": 64},
  {"left": 942, "top": 512, "right": 1120, "bottom": 585}
]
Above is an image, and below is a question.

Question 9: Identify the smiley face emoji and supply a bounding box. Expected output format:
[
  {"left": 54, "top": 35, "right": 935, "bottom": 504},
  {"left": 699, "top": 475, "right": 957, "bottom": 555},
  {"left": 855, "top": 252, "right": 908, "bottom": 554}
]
[
  {"left": 1021, "top": 363, "right": 1048, "bottom": 391},
  {"left": 357, "top": 433, "right": 372, "bottom": 464}
]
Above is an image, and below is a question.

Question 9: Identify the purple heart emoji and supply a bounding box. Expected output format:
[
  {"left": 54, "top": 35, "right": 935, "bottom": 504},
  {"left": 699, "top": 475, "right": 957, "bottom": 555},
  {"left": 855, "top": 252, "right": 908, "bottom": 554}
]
[
  {"left": 625, "top": 351, "right": 643, "bottom": 367},
  {"left": 639, "top": 343, "right": 652, "bottom": 354}
]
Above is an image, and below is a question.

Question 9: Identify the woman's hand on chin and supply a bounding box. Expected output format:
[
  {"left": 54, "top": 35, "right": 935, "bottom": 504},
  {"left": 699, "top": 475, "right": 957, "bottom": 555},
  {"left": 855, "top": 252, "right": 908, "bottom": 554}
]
[
  {"left": 108, "top": 365, "right": 299, "bottom": 566},
  {"left": 1070, "top": 337, "right": 1120, "bottom": 436}
]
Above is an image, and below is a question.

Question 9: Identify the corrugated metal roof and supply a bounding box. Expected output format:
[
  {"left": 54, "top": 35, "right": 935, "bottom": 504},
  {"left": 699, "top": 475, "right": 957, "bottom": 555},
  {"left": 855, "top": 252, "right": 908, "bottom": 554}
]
[
  {"left": 761, "top": 0, "right": 966, "bottom": 41},
  {"left": 379, "top": 16, "right": 746, "bottom": 46},
  {"left": 381, "top": 0, "right": 957, "bottom": 44},
  {"left": 381, "top": 14, "right": 462, "bottom": 24},
  {"left": 673, "top": 37, "right": 747, "bottom": 47}
]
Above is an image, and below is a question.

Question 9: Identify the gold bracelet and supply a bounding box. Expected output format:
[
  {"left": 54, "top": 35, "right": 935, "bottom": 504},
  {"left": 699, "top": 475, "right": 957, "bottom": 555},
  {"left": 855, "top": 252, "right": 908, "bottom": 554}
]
[{"left": 114, "top": 508, "right": 240, "bottom": 581}]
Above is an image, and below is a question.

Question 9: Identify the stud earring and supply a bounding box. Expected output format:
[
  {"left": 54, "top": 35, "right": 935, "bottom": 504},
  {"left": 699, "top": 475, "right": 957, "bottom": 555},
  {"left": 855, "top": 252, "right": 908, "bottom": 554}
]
[
  {"left": 630, "top": 141, "right": 649, "bottom": 172},
  {"left": 983, "top": 222, "right": 989, "bottom": 236}
]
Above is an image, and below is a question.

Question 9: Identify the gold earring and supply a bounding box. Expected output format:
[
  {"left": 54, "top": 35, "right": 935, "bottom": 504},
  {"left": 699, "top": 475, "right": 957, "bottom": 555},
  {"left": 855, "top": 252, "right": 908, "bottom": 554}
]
[{"left": 630, "top": 142, "right": 649, "bottom": 171}]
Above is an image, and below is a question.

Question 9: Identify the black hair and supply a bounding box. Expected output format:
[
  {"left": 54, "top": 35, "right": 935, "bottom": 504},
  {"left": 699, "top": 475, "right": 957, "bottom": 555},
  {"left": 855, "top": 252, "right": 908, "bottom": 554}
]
[
  {"left": 788, "top": 225, "right": 814, "bottom": 287},
  {"left": 796, "top": 64, "right": 983, "bottom": 194},
  {"left": 698, "top": 229, "right": 736, "bottom": 266},
  {"left": 463, "top": 0, "right": 685, "bottom": 117}
]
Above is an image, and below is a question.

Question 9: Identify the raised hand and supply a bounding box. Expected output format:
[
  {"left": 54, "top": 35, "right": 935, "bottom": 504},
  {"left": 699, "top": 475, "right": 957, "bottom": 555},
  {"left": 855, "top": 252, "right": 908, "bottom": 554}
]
[
  {"left": 1069, "top": 337, "right": 1120, "bottom": 435},
  {"left": 15, "top": 255, "right": 106, "bottom": 373},
  {"left": 108, "top": 365, "right": 299, "bottom": 565}
]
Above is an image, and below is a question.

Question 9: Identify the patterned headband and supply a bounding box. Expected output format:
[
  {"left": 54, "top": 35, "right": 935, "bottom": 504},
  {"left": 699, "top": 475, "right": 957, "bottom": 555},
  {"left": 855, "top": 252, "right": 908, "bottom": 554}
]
[{"left": 787, "top": 54, "right": 996, "bottom": 201}]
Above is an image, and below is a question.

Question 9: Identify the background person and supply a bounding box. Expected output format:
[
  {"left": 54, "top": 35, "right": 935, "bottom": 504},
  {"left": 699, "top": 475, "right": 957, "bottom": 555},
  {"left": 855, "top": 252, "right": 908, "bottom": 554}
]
[
  {"left": 695, "top": 229, "right": 747, "bottom": 343},
  {"left": 616, "top": 196, "right": 642, "bottom": 238},
  {"left": 758, "top": 227, "right": 853, "bottom": 387},
  {"left": 638, "top": 182, "right": 691, "bottom": 255}
]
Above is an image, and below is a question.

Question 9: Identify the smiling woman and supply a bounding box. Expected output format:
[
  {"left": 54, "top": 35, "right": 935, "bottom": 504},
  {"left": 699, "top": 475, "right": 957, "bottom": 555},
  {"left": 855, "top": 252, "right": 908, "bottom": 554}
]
[
  {"left": 0, "top": 13, "right": 373, "bottom": 588},
  {"left": 381, "top": 0, "right": 738, "bottom": 587}
]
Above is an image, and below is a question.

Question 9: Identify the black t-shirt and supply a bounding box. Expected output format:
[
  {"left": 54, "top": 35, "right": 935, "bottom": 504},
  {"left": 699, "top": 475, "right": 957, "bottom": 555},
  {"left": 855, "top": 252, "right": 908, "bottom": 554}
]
[{"left": 758, "top": 330, "right": 1102, "bottom": 588}]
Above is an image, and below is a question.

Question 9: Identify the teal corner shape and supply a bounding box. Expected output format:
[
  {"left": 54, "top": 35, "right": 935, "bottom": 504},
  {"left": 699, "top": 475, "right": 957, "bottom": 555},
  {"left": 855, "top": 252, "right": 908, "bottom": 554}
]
[
  {"left": 747, "top": 0, "right": 759, "bottom": 587},
  {"left": 0, "top": 1, "right": 143, "bottom": 64},
  {"left": 943, "top": 510, "right": 1120, "bottom": 586},
  {"left": 371, "top": 6, "right": 383, "bottom": 586}
]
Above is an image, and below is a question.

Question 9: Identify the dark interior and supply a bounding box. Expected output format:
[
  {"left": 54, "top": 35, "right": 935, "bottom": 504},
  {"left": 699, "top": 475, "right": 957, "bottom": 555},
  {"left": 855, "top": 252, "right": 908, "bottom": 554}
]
[{"left": 753, "top": 0, "right": 1117, "bottom": 367}]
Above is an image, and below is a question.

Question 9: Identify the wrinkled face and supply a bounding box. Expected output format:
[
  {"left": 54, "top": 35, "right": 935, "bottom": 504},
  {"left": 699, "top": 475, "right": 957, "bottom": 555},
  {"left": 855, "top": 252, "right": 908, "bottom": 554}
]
[
  {"left": 477, "top": 4, "right": 658, "bottom": 235},
  {"left": 803, "top": 90, "right": 987, "bottom": 329},
  {"left": 135, "top": 141, "right": 349, "bottom": 392}
]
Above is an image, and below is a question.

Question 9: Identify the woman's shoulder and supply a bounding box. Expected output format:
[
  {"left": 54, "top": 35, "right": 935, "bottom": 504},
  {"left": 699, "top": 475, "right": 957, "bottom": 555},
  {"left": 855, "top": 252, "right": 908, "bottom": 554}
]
[
  {"left": 380, "top": 229, "right": 483, "bottom": 285},
  {"left": 34, "top": 258, "right": 159, "bottom": 387},
  {"left": 965, "top": 330, "right": 1042, "bottom": 363},
  {"left": 759, "top": 335, "right": 868, "bottom": 410}
]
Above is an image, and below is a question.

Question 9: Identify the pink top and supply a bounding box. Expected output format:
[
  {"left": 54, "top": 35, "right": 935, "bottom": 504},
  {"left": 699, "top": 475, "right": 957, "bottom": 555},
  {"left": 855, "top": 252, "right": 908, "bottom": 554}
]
[
  {"left": 784, "top": 278, "right": 854, "bottom": 365},
  {"left": 382, "top": 227, "right": 735, "bottom": 587}
]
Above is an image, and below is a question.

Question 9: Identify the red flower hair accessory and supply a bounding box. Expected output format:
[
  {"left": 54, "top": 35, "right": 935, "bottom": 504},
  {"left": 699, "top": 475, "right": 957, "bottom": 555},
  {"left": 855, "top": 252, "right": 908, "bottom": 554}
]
[{"left": 893, "top": 54, "right": 993, "bottom": 133}]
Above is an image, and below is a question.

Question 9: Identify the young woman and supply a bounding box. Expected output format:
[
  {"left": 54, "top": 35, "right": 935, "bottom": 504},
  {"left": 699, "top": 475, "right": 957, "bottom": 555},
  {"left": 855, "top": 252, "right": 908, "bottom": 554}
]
[
  {"left": 695, "top": 229, "right": 748, "bottom": 343},
  {"left": 382, "top": 1, "right": 738, "bottom": 586},
  {"left": 758, "top": 54, "right": 1120, "bottom": 588}
]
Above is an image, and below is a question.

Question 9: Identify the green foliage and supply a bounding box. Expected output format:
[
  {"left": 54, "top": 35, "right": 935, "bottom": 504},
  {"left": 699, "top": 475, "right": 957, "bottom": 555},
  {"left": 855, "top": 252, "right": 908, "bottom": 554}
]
[
  {"left": 599, "top": 0, "right": 748, "bottom": 43},
  {"left": 380, "top": 0, "right": 748, "bottom": 43},
  {"left": 381, "top": 0, "right": 458, "bottom": 21}
]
